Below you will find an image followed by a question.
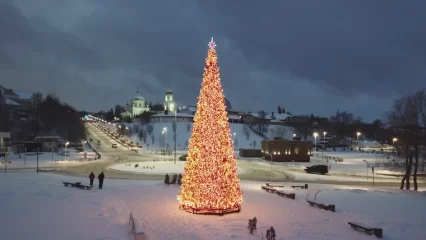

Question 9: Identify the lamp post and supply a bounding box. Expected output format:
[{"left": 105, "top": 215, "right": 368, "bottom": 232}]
[
  {"left": 233, "top": 132, "right": 236, "bottom": 150},
  {"left": 363, "top": 159, "right": 369, "bottom": 183},
  {"left": 322, "top": 132, "right": 327, "bottom": 162},
  {"left": 65, "top": 141, "right": 69, "bottom": 162},
  {"left": 392, "top": 138, "right": 397, "bottom": 152},
  {"left": 174, "top": 110, "right": 177, "bottom": 164},
  {"left": 162, "top": 127, "right": 167, "bottom": 154},
  {"left": 356, "top": 132, "right": 361, "bottom": 150},
  {"left": 313, "top": 132, "right": 318, "bottom": 154}
]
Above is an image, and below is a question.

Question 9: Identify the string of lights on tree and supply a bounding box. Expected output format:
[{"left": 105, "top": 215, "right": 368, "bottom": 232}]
[{"left": 177, "top": 37, "right": 243, "bottom": 212}]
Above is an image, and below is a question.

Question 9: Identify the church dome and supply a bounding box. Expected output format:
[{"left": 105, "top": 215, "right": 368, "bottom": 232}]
[
  {"left": 133, "top": 87, "right": 144, "bottom": 101},
  {"left": 134, "top": 94, "right": 144, "bottom": 101}
]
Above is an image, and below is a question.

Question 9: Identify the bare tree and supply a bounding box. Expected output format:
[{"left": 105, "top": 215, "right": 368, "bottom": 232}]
[
  {"left": 147, "top": 124, "right": 154, "bottom": 136},
  {"left": 0, "top": 91, "right": 11, "bottom": 132},
  {"left": 151, "top": 134, "right": 155, "bottom": 145},
  {"left": 172, "top": 121, "right": 177, "bottom": 147},
  {"left": 387, "top": 89, "right": 426, "bottom": 190},
  {"left": 138, "top": 129, "right": 146, "bottom": 143},
  {"left": 275, "top": 126, "right": 286, "bottom": 139},
  {"left": 243, "top": 124, "right": 250, "bottom": 140}
]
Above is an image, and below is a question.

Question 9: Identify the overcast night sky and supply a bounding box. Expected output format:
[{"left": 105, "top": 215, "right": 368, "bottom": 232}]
[{"left": 1, "top": 0, "right": 426, "bottom": 121}]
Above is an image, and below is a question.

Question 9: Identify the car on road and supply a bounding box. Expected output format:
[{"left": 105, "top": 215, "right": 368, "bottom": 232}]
[
  {"left": 304, "top": 165, "right": 328, "bottom": 174},
  {"left": 179, "top": 154, "right": 187, "bottom": 161},
  {"left": 112, "top": 144, "right": 117, "bottom": 148}
]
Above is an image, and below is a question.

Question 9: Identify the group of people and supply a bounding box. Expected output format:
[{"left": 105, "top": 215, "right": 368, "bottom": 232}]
[{"left": 89, "top": 172, "right": 105, "bottom": 189}]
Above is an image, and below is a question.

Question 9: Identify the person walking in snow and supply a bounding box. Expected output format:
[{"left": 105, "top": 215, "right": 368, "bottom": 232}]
[
  {"left": 98, "top": 172, "right": 105, "bottom": 189},
  {"left": 89, "top": 172, "right": 95, "bottom": 187}
]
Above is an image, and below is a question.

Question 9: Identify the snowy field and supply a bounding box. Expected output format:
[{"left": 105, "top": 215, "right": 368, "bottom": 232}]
[
  {"left": 0, "top": 172, "right": 425, "bottom": 240},
  {"left": 102, "top": 122, "right": 297, "bottom": 150},
  {"left": 2, "top": 148, "right": 97, "bottom": 169},
  {"left": 109, "top": 161, "right": 245, "bottom": 175},
  {"left": 242, "top": 150, "right": 406, "bottom": 179}
]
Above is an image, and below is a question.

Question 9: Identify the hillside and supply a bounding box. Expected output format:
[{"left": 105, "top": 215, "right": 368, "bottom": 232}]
[{"left": 107, "top": 122, "right": 297, "bottom": 150}]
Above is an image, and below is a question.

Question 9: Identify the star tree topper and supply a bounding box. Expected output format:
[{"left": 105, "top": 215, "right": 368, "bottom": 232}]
[{"left": 208, "top": 37, "right": 216, "bottom": 49}]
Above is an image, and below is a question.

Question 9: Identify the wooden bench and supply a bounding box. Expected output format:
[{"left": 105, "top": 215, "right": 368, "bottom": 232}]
[
  {"left": 348, "top": 221, "right": 382, "bottom": 238},
  {"left": 307, "top": 200, "right": 335, "bottom": 212},
  {"left": 275, "top": 190, "right": 295, "bottom": 199},
  {"left": 129, "top": 212, "right": 145, "bottom": 240},
  {"left": 63, "top": 182, "right": 92, "bottom": 190},
  {"left": 265, "top": 183, "right": 285, "bottom": 188},
  {"left": 291, "top": 184, "right": 308, "bottom": 189},
  {"left": 261, "top": 185, "right": 276, "bottom": 193}
]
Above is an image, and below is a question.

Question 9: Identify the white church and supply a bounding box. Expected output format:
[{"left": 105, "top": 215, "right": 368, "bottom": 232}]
[
  {"left": 121, "top": 87, "right": 176, "bottom": 118},
  {"left": 121, "top": 87, "right": 150, "bottom": 118}
]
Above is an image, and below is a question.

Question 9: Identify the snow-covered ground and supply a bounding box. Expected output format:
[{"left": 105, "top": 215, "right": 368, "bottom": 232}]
[
  {"left": 0, "top": 172, "right": 425, "bottom": 239},
  {"left": 242, "top": 150, "right": 406, "bottom": 179},
  {"left": 102, "top": 122, "right": 297, "bottom": 150},
  {"left": 3, "top": 143, "right": 96, "bottom": 169},
  {"left": 108, "top": 160, "right": 245, "bottom": 175}
]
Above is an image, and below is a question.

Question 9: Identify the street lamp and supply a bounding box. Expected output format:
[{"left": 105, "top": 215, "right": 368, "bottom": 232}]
[
  {"left": 357, "top": 132, "right": 361, "bottom": 150},
  {"left": 323, "top": 132, "right": 327, "bottom": 150},
  {"left": 392, "top": 138, "right": 397, "bottom": 152},
  {"left": 162, "top": 127, "right": 167, "bottom": 152},
  {"left": 65, "top": 141, "right": 69, "bottom": 161},
  {"left": 313, "top": 132, "right": 318, "bottom": 154},
  {"left": 233, "top": 132, "right": 236, "bottom": 150},
  {"left": 363, "top": 159, "right": 369, "bottom": 182},
  {"left": 174, "top": 110, "right": 177, "bottom": 164},
  {"left": 322, "top": 132, "right": 327, "bottom": 162}
]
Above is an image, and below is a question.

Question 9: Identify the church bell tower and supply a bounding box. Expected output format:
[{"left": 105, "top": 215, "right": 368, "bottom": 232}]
[{"left": 164, "top": 88, "right": 175, "bottom": 113}]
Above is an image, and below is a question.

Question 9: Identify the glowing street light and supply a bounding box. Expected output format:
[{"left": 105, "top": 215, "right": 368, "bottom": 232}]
[
  {"left": 392, "top": 138, "right": 398, "bottom": 151},
  {"left": 313, "top": 132, "right": 318, "bottom": 153},
  {"left": 357, "top": 132, "right": 361, "bottom": 150},
  {"left": 162, "top": 127, "right": 168, "bottom": 150},
  {"left": 65, "top": 141, "right": 70, "bottom": 161}
]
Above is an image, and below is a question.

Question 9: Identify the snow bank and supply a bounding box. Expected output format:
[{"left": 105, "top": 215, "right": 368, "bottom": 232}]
[
  {"left": 0, "top": 173, "right": 425, "bottom": 239},
  {"left": 109, "top": 161, "right": 245, "bottom": 175}
]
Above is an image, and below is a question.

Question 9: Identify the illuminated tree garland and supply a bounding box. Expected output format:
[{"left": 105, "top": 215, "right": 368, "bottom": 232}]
[{"left": 177, "top": 38, "right": 243, "bottom": 213}]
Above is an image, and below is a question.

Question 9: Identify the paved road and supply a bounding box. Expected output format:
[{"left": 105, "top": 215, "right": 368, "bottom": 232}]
[{"left": 54, "top": 123, "right": 424, "bottom": 187}]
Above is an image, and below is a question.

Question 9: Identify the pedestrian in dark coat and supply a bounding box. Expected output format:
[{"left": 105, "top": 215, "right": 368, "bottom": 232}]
[
  {"left": 98, "top": 172, "right": 105, "bottom": 189},
  {"left": 89, "top": 172, "right": 95, "bottom": 186}
]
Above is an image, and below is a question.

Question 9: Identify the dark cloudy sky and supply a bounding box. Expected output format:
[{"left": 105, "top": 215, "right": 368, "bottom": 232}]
[{"left": 1, "top": 0, "right": 426, "bottom": 121}]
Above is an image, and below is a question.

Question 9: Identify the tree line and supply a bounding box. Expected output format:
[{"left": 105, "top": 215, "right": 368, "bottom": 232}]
[
  {"left": 0, "top": 91, "right": 86, "bottom": 142},
  {"left": 96, "top": 102, "right": 165, "bottom": 123}
]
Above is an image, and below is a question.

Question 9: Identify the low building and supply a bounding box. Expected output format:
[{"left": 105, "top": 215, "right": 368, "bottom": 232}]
[
  {"left": 150, "top": 113, "right": 194, "bottom": 123},
  {"left": 261, "top": 138, "right": 312, "bottom": 162},
  {"left": 0, "top": 132, "right": 10, "bottom": 154},
  {"left": 35, "top": 136, "right": 60, "bottom": 151}
]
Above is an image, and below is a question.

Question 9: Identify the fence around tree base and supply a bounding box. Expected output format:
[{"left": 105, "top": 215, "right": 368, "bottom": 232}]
[{"left": 129, "top": 212, "right": 145, "bottom": 240}]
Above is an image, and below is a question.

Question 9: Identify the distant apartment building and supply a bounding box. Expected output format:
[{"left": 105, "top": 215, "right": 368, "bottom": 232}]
[{"left": 0, "top": 85, "right": 33, "bottom": 120}]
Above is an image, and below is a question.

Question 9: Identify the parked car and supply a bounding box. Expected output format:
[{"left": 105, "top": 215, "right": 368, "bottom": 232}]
[
  {"left": 304, "top": 165, "right": 328, "bottom": 174},
  {"left": 179, "top": 154, "right": 187, "bottom": 161},
  {"left": 112, "top": 144, "right": 117, "bottom": 148}
]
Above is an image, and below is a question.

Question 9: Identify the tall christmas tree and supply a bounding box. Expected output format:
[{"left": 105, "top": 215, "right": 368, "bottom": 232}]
[{"left": 177, "top": 38, "right": 243, "bottom": 214}]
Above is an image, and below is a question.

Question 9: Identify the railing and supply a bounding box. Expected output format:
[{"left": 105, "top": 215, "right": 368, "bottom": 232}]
[
  {"left": 312, "top": 153, "right": 343, "bottom": 162},
  {"left": 129, "top": 212, "right": 144, "bottom": 240}
]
